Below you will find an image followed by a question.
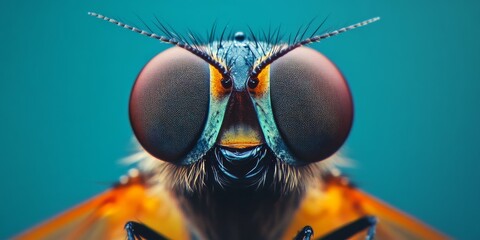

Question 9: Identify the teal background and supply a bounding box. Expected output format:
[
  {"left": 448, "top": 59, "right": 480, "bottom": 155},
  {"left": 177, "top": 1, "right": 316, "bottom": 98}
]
[{"left": 1, "top": 0, "right": 478, "bottom": 239}]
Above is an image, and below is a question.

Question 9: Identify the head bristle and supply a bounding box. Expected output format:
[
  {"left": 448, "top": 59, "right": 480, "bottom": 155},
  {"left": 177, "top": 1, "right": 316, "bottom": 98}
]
[
  {"left": 87, "top": 12, "right": 229, "bottom": 77},
  {"left": 251, "top": 17, "right": 380, "bottom": 77}
]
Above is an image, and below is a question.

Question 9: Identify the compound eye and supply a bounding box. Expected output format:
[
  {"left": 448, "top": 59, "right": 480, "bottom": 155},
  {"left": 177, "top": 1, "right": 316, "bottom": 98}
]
[
  {"left": 269, "top": 47, "right": 353, "bottom": 163},
  {"left": 129, "top": 47, "right": 210, "bottom": 163}
]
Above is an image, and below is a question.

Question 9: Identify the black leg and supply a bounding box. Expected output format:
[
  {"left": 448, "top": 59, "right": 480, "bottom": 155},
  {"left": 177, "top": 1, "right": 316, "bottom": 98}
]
[
  {"left": 317, "top": 215, "right": 377, "bottom": 240},
  {"left": 124, "top": 221, "right": 169, "bottom": 240},
  {"left": 293, "top": 225, "right": 314, "bottom": 240}
]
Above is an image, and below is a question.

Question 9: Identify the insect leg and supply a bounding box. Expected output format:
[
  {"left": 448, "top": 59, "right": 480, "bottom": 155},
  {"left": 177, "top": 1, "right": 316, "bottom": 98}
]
[
  {"left": 293, "top": 225, "right": 314, "bottom": 240},
  {"left": 124, "top": 221, "right": 169, "bottom": 240},
  {"left": 317, "top": 215, "right": 377, "bottom": 240}
]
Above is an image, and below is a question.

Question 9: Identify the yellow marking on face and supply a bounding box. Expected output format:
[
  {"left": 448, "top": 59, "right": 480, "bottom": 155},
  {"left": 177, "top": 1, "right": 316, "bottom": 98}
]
[
  {"left": 249, "top": 65, "right": 270, "bottom": 97},
  {"left": 209, "top": 65, "right": 230, "bottom": 99},
  {"left": 218, "top": 124, "right": 263, "bottom": 148}
]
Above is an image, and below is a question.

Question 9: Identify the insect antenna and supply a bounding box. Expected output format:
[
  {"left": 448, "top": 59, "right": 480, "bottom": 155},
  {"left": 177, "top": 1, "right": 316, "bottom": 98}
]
[
  {"left": 88, "top": 12, "right": 229, "bottom": 77},
  {"left": 251, "top": 17, "right": 380, "bottom": 77}
]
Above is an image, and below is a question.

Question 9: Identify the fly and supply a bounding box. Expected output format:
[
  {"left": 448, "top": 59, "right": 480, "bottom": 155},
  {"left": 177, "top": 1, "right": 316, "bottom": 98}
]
[{"left": 15, "top": 12, "right": 448, "bottom": 240}]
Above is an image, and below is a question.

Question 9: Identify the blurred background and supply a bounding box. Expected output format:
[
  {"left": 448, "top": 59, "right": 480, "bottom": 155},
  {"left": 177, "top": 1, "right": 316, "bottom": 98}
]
[{"left": 1, "top": 0, "right": 478, "bottom": 238}]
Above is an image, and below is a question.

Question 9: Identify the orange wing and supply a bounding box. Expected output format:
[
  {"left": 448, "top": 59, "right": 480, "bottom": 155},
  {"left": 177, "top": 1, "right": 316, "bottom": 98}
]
[
  {"left": 15, "top": 170, "right": 189, "bottom": 240},
  {"left": 16, "top": 171, "right": 448, "bottom": 240},
  {"left": 284, "top": 175, "right": 450, "bottom": 240}
]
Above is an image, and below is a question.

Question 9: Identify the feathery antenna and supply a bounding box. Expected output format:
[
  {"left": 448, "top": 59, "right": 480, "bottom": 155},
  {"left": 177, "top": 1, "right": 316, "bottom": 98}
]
[
  {"left": 88, "top": 12, "right": 229, "bottom": 77},
  {"left": 251, "top": 17, "right": 380, "bottom": 78}
]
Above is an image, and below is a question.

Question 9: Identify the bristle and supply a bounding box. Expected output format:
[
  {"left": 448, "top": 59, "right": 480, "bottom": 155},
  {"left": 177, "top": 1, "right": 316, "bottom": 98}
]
[
  {"left": 134, "top": 14, "right": 154, "bottom": 34},
  {"left": 209, "top": 21, "right": 218, "bottom": 44},
  {"left": 247, "top": 26, "right": 265, "bottom": 55},
  {"left": 309, "top": 15, "right": 329, "bottom": 39},
  {"left": 218, "top": 25, "right": 228, "bottom": 49},
  {"left": 292, "top": 23, "right": 304, "bottom": 44},
  {"left": 299, "top": 17, "right": 317, "bottom": 42}
]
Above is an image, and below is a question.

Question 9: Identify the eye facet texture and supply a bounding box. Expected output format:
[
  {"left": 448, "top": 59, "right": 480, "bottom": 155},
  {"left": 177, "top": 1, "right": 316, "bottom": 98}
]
[
  {"left": 129, "top": 47, "right": 210, "bottom": 163},
  {"left": 270, "top": 47, "right": 353, "bottom": 163}
]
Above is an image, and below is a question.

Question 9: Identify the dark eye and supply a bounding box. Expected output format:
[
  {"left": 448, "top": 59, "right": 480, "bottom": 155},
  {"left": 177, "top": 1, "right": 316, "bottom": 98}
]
[
  {"left": 129, "top": 47, "right": 210, "bottom": 163},
  {"left": 269, "top": 47, "right": 353, "bottom": 163}
]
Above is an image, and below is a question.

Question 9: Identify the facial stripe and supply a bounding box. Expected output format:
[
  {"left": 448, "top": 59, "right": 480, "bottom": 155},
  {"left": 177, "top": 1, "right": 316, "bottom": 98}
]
[
  {"left": 177, "top": 63, "right": 231, "bottom": 165},
  {"left": 249, "top": 63, "right": 298, "bottom": 165}
]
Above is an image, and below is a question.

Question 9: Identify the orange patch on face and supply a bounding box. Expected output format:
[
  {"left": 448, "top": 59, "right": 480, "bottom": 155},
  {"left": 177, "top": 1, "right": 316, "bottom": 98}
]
[
  {"left": 210, "top": 65, "right": 230, "bottom": 99},
  {"left": 249, "top": 65, "right": 270, "bottom": 97}
]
